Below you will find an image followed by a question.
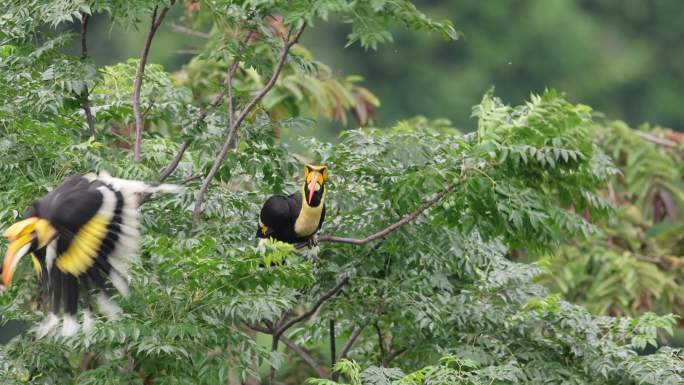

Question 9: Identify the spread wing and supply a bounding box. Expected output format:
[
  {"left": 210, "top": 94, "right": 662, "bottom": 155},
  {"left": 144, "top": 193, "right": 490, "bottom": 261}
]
[
  {"left": 28, "top": 172, "right": 179, "bottom": 336},
  {"left": 37, "top": 178, "right": 137, "bottom": 330}
]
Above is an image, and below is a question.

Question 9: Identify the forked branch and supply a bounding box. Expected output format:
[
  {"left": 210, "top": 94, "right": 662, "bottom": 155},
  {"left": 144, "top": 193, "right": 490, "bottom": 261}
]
[
  {"left": 273, "top": 276, "right": 348, "bottom": 341},
  {"left": 155, "top": 90, "right": 226, "bottom": 184},
  {"left": 250, "top": 276, "right": 348, "bottom": 383},
  {"left": 382, "top": 346, "right": 408, "bottom": 367},
  {"left": 154, "top": 31, "right": 254, "bottom": 186},
  {"left": 280, "top": 336, "right": 329, "bottom": 378},
  {"left": 192, "top": 24, "right": 306, "bottom": 224}
]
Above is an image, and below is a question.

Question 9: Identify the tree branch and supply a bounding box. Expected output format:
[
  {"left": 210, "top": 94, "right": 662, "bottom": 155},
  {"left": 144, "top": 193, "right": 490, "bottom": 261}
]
[
  {"left": 170, "top": 22, "right": 210, "bottom": 38},
  {"left": 79, "top": 351, "right": 93, "bottom": 371},
  {"left": 314, "top": 181, "right": 457, "bottom": 246},
  {"left": 339, "top": 317, "right": 371, "bottom": 360},
  {"left": 375, "top": 322, "right": 386, "bottom": 363},
  {"left": 148, "top": 31, "right": 253, "bottom": 199},
  {"left": 261, "top": 276, "right": 347, "bottom": 383},
  {"left": 249, "top": 323, "right": 271, "bottom": 334},
  {"left": 636, "top": 131, "right": 678, "bottom": 148},
  {"left": 382, "top": 347, "right": 408, "bottom": 367},
  {"left": 133, "top": 4, "right": 172, "bottom": 162},
  {"left": 80, "top": 13, "right": 89, "bottom": 58},
  {"left": 280, "top": 336, "right": 329, "bottom": 379},
  {"left": 329, "top": 318, "right": 336, "bottom": 368},
  {"left": 79, "top": 12, "right": 95, "bottom": 137},
  {"left": 155, "top": 70, "right": 231, "bottom": 184},
  {"left": 273, "top": 276, "right": 348, "bottom": 342},
  {"left": 159, "top": 141, "right": 189, "bottom": 182},
  {"left": 192, "top": 24, "right": 306, "bottom": 224}
]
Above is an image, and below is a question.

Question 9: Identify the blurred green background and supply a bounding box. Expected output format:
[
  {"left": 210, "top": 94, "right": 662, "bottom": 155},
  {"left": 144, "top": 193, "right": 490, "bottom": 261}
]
[{"left": 72, "top": 0, "right": 684, "bottom": 133}]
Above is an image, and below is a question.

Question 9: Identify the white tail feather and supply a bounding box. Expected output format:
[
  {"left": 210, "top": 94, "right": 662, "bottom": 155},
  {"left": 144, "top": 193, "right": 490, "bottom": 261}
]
[
  {"left": 62, "top": 314, "right": 80, "bottom": 337},
  {"left": 109, "top": 272, "right": 129, "bottom": 297},
  {"left": 34, "top": 313, "right": 60, "bottom": 338},
  {"left": 82, "top": 310, "right": 95, "bottom": 335},
  {"left": 96, "top": 293, "right": 122, "bottom": 319}
]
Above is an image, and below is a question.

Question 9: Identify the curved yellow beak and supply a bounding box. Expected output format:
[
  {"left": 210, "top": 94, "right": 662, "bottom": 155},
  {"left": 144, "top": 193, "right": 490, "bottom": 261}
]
[
  {"left": 307, "top": 172, "right": 319, "bottom": 205},
  {"left": 3, "top": 217, "right": 39, "bottom": 287},
  {"left": 2, "top": 234, "right": 34, "bottom": 287}
]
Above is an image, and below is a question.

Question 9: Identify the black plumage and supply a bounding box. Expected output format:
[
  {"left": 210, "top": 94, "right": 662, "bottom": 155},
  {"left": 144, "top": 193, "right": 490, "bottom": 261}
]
[
  {"left": 2, "top": 172, "right": 180, "bottom": 336},
  {"left": 257, "top": 164, "right": 328, "bottom": 245},
  {"left": 258, "top": 192, "right": 326, "bottom": 243}
]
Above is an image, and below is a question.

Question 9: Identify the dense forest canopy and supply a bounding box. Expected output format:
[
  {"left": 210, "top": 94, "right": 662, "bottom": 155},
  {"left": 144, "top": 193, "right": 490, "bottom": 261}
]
[{"left": 1, "top": 1, "right": 684, "bottom": 384}]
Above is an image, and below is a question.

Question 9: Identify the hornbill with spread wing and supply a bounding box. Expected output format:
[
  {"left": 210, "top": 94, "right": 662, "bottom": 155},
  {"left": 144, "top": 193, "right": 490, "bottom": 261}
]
[
  {"left": 257, "top": 164, "right": 328, "bottom": 246},
  {"left": 2, "top": 172, "right": 180, "bottom": 336}
]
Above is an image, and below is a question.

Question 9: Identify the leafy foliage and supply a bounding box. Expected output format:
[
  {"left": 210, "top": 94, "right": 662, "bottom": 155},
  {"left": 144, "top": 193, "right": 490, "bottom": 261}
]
[
  {"left": 540, "top": 121, "right": 684, "bottom": 319},
  {"left": 1, "top": 1, "right": 683, "bottom": 384}
]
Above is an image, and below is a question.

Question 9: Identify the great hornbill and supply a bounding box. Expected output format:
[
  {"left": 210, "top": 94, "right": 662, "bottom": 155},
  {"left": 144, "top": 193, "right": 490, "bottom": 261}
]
[
  {"left": 1, "top": 172, "right": 180, "bottom": 336},
  {"left": 257, "top": 164, "right": 328, "bottom": 246}
]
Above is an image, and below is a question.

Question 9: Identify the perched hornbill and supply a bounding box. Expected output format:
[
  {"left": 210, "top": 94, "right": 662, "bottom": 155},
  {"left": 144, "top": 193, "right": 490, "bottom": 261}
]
[
  {"left": 257, "top": 164, "right": 328, "bottom": 245},
  {"left": 2, "top": 172, "right": 180, "bottom": 336}
]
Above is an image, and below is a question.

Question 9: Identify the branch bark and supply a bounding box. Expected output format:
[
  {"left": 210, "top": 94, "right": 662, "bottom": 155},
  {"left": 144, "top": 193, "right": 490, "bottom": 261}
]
[
  {"left": 170, "top": 22, "right": 210, "bottom": 38},
  {"left": 280, "top": 336, "right": 329, "bottom": 379},
  {"left": 133, "top": 4, "right": 172, "bottom": 162},
  {"left": 339, "top": 317, "right": 371, "bottom": 360},
  {"left": 315, "top": 181, "right": 457, "bottom": 246},
  {"left": 636, "top": 131, "right": 678, "bottom": 148},
  {"left": 273, "top": 276, "right": 348, "bottom": 342},
  {"left": 375, "top": 322, "right": 386, "bottom": 363},
  {"left": 382, "top": 347, "right": 408, "bottom": 367},
  {"left": 192, "top": 24, "right": 306, "bottom": 224},
  {"left": 80, "top": 12, "right": 95, "bottom": 137},
  {"left": 329, "top": 318, "right": 336, "bottom": 368},
  {"left": 259, "top": 277, "right": 347, "bottom": 382},
  {"left": 79, "top": 351, "right": 93, "bottom": 371},
  {"left": 159, "top": 141, "right": 189, "bottom": 182},
  {"left": 149, "top": 31, "right": 254, "bottom": 191}
]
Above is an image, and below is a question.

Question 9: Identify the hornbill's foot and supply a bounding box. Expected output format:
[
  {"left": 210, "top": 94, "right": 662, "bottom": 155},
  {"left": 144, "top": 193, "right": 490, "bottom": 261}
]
[
  {"left": 308, "top": 234, "right": 319, "bottom": 248},
  {"left": 303, "top": 235, "right": 320, "bottom": 260}
]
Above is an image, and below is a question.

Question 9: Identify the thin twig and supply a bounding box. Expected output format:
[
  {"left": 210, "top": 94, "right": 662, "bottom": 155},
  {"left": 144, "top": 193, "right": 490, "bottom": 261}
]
[
  {"left": 262, "top": 276, "right": 347, "bottom": 383},
  {"left": 152, "top": 79, "right": 228, "bottom": 187},
  {"left": 375, "top": 322, "right": 386, "bottom": 363},
  {"left": 382, "top": 347, "right": 408, "bottom": 367},
  {"left": 636, "top": 131, "right": 678, "bottom": 148},
  {"left": 80, "top": 13, "right": 89, "bottom": 58},
  {"left": 339, "top": 317, "right": 371, "bottom": 360},
  {"left": 249, "top": 323, "right": 271, "bottom": 334},
  {"left": 137, "top": 93, "right": 225, "bottom": 206},
  {"left": 280, "top": 336, "right": 329, "bottom": 378},
  {"left": 170, "top": 22, "right": 210, "bottom": 38},
  {"left": 273, "top": 276, "right": 348, "bottom": 342},
  {"left": 329, "top": 319, "right": 336, "bottom": 368},
  {"left": 79, "top": 351, "right": 93, "bottom": 371},
  {"left": 270, "top": 332, "right": 279, "bottom": 385},
  {"left": 159, "top": 141, "right": 189, "bottom": 182},
  {"left": 79, "top": 12, "right": 95, "bottom": 137},
  {"left": 133, "top": 4, "right": 172, "bottom": 162},
  {"left": 192, "top": 24, "right": 306, "bottom": 224}
]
